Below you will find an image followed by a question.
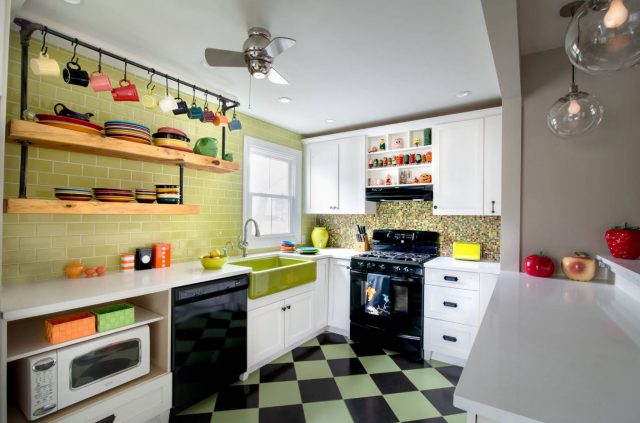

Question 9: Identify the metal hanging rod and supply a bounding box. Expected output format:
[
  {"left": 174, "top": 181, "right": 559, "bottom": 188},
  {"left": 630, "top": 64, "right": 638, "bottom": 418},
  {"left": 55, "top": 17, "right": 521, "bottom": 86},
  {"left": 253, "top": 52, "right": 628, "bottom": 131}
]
[{"left": 13, "top": 17, "right": 240, "bottom": 110}]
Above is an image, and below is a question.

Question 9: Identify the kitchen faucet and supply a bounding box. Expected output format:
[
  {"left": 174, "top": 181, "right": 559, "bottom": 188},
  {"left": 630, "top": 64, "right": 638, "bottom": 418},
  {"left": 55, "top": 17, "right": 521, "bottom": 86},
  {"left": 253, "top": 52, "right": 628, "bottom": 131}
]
[{"left": 239, "top": 219, "right": 261, "bottom": 257}]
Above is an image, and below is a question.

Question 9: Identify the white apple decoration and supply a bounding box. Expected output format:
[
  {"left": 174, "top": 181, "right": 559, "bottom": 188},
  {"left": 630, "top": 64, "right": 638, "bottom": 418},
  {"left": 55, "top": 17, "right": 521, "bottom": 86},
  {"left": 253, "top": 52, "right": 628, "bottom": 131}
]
[{"left": 561, "top": 252, "right": 596, "bottom": 282}]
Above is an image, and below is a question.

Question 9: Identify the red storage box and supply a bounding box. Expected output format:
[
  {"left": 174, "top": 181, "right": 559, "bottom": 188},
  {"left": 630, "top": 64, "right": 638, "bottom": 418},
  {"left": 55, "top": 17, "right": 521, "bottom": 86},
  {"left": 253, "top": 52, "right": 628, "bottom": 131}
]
[{"left": 45, "top": 311, "right": 96, "bottom": 344}]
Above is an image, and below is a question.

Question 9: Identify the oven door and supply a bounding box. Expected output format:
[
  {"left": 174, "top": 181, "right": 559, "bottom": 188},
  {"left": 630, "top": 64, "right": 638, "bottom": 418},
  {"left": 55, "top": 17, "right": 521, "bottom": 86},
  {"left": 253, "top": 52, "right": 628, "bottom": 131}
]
[
  {"left": 350, "top": 269, "right": 423, "bottom": 340},
  {"left": 57, "top": 325, "right": 150, "bottom": 409}
]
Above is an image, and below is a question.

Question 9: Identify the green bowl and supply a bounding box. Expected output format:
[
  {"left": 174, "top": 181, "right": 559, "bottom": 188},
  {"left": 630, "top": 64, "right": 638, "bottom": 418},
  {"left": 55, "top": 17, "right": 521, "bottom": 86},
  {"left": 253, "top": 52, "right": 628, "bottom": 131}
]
[{"left": 200, "top": 256, "right": 227, "bottom": 269}]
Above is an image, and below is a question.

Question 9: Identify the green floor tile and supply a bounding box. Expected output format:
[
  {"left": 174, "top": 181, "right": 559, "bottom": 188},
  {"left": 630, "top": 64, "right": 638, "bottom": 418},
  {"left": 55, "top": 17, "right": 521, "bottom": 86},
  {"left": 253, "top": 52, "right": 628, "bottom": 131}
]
[
  {"left": 384, "top": 391, "right": 441, "bottom": 422},
  {"left": 233, "top": 370, "right": 260, "bottom": 386},
  {"left": 303, "top": 400, "right": 353, "bottom": 423},
  {"left": 335, "top": 374, "right": 382, "bottom": 399},
  {"left": 294, "top": 360, "right": 333, "bottom": 380},
  {"left": 178, "top": 393, "right": 217, "bottom": 415},
  {"left": 445, "top": 413, "right": 468, "bottom": 423},
  {"left": 427, "top": 359, "right": 451, "bottom": 368},
  {"left": 259, "top": 381, "right": 302, "bottom": 407},
  {"left": 301, "top": 337, "right": 321, "bottom": 347},
  {"left": 321, "top": 344, "right": 357, "bottom": 359},
  {"left": 271, "top": 351, "right": 294, "bottom": 363},
  {"left": 403, "top": 368, "right": 453, "bottom": 390},
  {"left": 210, "top": 408, "right": 259, "bottom": 423},
  {"left": 358, "top": 355, "right": 402, "bottom": 374}
]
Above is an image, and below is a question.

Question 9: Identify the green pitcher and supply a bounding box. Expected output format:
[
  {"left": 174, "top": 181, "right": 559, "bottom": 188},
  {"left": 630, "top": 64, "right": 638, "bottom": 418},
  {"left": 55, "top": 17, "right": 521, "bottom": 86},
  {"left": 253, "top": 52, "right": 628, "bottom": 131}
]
[
  {"left": 193, "top": 137, "right": 218, "bottom": 158},
  {"left": 311, "top": 227, "right": 329, "bottom": 248}
]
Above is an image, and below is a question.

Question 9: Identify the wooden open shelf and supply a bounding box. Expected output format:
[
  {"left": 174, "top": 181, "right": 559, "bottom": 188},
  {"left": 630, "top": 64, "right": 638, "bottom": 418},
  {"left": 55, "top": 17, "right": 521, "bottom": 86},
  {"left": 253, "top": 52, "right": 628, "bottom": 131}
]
[
  {"left": 7, "top": 119, "right": 240, "bottom": 173},
  {"left": 5, "top": 198, "right": 200, "bottom": 215}
]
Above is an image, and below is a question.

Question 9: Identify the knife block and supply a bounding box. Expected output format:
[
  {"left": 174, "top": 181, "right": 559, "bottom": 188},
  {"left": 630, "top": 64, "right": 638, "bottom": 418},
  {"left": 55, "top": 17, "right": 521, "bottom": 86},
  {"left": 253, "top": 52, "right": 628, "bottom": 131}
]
[{"left": 355, "top": 234, "right": 370, "bottom": 252}]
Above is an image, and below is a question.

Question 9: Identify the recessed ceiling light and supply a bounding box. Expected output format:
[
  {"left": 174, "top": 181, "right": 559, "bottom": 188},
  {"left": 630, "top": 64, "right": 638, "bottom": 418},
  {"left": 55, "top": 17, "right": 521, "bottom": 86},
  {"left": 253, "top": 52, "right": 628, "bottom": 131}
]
[
  {"left": 455, "top": 90, "right": 472, "bottom": 98},
  {"left": 63, "top": 0, "right": 82, "bottom": 4},
  {"left": 279, "top": 97, "right": 292, "bottom": 104},
  {"left": 325, "top": 119, "right": 335, "bottom": 123}
]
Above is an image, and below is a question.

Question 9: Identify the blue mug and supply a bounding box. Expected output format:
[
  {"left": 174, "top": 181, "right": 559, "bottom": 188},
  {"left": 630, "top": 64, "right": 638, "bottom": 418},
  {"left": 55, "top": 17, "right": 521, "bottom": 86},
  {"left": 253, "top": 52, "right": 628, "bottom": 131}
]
[{"left": 187, "top": 103, "right": 203, "bottom": 120}]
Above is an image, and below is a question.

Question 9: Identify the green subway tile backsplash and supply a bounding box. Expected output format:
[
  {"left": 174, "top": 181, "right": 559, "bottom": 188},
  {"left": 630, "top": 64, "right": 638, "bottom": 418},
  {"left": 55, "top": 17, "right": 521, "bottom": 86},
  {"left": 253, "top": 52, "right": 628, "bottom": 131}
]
[
  {"left": 317, "top": 202, "right": 501, "bottom": 261},
  {"left": 3, "top": 31, "right": 316, "bottom": 283}
]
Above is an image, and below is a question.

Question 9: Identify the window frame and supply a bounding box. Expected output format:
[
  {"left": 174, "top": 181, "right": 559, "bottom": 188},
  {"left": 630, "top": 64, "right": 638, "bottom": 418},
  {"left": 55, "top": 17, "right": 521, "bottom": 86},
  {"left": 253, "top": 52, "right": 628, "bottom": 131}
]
[{"left": 242, "top": 136, "right": 302, "bottom": 249}]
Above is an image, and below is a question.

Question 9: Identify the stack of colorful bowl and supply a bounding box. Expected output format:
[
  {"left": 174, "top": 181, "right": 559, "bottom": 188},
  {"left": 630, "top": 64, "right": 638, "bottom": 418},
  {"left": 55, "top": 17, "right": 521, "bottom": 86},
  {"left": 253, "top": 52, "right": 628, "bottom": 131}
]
[
  {"left": 54, "top": 187, "right": 93, "bottom": 201},
  {"left": 155, "top": 185, "right": 180, "bottom": 204},
  {"left": 104, "top": 121, "right": 151, "bottom": 144},
  {"left": 135, "top": 188, "right": 156, "bottom": 203},
  {"left": 153, "top": 127, "right": 191, "bottom": 152},
  {"left": 93, "top": 188, "right": 134, "bottom": 202}
]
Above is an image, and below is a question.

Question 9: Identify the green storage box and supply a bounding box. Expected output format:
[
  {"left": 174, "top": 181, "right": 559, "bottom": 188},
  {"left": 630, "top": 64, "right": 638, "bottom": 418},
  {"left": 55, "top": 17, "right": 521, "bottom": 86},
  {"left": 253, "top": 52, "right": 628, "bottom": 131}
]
[{"left": 91, "top": 303, "right": 135, "bottom": 332}]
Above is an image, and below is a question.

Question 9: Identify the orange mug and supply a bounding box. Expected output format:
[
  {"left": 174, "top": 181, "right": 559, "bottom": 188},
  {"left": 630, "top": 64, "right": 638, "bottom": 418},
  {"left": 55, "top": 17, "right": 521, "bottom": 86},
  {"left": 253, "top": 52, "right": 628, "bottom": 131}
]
[
  {"left": 111, "top": 79, "right": 139, "bottom": 102},
  {"left": 89, "top": 71, "right": 112, "bottom": 92},
  {"left": 213, "top": 112, "right": 229, "bottom": 127}
]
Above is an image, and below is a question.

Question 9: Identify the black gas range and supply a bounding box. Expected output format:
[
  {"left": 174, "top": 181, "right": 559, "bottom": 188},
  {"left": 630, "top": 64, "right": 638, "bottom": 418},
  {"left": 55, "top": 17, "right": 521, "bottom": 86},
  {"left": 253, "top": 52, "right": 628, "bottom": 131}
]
[{"left": 350, "top": 230, "right": 439, "bottom": 360}]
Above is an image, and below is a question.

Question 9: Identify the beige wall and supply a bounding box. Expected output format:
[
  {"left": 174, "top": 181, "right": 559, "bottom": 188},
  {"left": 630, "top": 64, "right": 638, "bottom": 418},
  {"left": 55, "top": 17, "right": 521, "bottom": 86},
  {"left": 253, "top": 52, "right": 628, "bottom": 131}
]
[{"left": 521, "top": 47, "right": 640, "bottom": 263}]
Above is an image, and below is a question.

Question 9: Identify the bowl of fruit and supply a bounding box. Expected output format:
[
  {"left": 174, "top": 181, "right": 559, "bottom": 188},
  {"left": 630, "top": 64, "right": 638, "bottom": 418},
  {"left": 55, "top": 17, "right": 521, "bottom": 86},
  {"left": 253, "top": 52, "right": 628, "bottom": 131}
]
[{"left": 200, "top": 249, "right": 228, "bottom": 270}]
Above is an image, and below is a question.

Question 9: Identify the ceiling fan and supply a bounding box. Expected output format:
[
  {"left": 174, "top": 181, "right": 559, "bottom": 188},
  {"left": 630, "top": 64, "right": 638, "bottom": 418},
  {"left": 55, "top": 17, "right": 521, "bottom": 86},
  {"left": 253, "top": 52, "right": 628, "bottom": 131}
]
[{"left": 204, "top": 27, "right": 296, "bottom": 85}]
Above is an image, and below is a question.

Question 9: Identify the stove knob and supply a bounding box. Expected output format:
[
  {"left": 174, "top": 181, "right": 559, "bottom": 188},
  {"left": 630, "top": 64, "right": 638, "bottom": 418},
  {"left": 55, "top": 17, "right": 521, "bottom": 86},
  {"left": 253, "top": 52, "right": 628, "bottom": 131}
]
[
  {"left": 367, "top": 262, "right": 375, "bottom": 269},
  {"left": 378, "top": 264, "right": 386, "bottom": 271},
  {"left": 393, "top": 265, "right": 401, "bottom": 273},
  {"left": 402, "top": 266, "right": 410, "bottom": 273}
]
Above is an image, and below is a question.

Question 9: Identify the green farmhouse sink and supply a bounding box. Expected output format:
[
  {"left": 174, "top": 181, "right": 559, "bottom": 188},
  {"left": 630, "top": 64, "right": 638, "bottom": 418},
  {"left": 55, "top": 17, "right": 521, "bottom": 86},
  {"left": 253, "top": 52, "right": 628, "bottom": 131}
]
[{"left": 234, "top": 257, "right": 317, "bottom": 299}]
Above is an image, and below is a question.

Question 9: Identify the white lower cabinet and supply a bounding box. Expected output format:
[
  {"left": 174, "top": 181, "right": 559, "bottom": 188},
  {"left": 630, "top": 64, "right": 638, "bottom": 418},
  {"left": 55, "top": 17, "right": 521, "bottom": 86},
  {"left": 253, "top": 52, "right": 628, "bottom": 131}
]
[
  {"left": 328, "top": 259, "right": 351, "bottom": 334},
  {"left": 313, "top": 259, "right": 329, "bottom": 331},
  {"left": 284, "top": 291, "right": 315, "bottom": 348}
]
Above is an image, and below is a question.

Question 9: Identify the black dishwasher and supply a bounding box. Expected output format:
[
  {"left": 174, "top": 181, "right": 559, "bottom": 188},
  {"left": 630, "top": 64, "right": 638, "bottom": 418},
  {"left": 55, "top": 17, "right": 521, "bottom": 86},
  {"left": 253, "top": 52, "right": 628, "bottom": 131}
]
[{"left": 171, "top": 274, "right": 249, "bottom": 413}]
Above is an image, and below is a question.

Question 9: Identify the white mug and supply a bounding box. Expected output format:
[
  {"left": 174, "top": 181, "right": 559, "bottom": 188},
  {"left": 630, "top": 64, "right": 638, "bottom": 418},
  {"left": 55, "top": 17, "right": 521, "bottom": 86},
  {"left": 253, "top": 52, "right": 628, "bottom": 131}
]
[
  {"left": 159, "top": 95, "right": 178, "bottom": 112},
  {"left": 29, "top": 52, "right": 60, "bottom": 76}
]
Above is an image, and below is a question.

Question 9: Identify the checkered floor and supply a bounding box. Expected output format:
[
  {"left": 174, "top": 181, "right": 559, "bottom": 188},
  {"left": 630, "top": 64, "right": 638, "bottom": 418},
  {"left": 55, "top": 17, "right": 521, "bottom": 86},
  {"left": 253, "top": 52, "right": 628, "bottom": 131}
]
[{"left": 173, "top": 332, "right": 465, "bottom": 423}]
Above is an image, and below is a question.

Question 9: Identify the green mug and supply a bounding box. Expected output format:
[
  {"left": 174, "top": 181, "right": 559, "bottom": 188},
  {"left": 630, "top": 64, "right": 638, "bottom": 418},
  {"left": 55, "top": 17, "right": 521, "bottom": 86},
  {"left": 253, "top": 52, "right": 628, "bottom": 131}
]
[{"left": 223, "top": 153, "right": 233, "bottom": 162}]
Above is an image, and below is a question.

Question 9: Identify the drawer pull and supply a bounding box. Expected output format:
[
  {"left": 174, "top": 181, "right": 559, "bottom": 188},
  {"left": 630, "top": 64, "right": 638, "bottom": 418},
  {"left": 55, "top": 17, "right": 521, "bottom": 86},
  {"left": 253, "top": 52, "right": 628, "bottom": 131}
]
[
  {"left": 95, "top": 415, "right": 116, "bottom": 423},
  {"left": 443, "top": 301, "right": 458, "bottom": 308},
  {"left": 442, "top": 335, "right": 457, "bottom": 343},
  {"left": 444, "top": 276, "right": 458, "bottom": 282}
]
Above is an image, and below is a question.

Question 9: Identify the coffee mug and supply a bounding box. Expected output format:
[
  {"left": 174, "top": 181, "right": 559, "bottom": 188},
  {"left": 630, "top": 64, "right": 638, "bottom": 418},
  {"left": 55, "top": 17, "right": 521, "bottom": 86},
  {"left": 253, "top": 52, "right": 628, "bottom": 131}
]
[
  {"left": 172, "top": 98, "right": 188, "bottom": 115},
  {"left": 223, "top": 153, "right": 233, "bottom": 162},
  {"left": 200, "top": 107, "right": 215, "bottom": 123},
  {"left": 29, "top": 52, "right": 60, "bottom": 76},
  {"left": 187, "top": 102, "right": 203, "bottom": 120},
  {"left": 213, "top": 113, "right": 229, "bottom": 127},
  {"left": 54, "top": 103, "right": 94, "bottom": 121},
  {"left": 111, "top": 79, "right": 139, "bottom": 102},
  {"left": 229, "top": 117, "right": 242, "bottom": 132},
  {"left": 63, "top": 61, "right": 89, "bottom": 87},
  {"left": 89, "top": 71, "right": 112, "bottom": 92},
  {"left": 159, "top": 95, "right": 179, "bottom": 112},
  {"left": 142, "top": 88, "right": 157, "bottom": 108}
]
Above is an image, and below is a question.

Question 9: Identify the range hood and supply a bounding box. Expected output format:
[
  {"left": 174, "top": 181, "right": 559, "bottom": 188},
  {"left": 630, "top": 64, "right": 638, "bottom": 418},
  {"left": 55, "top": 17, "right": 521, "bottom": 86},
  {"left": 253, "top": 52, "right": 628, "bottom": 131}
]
[{"left": 366, "top": 185, "right": 433, "bottom": 202}]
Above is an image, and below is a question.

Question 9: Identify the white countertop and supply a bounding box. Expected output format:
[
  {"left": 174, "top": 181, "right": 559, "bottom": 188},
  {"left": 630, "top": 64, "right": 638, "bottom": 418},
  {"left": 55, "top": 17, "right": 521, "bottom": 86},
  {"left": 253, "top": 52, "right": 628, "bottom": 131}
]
[
  {"left": 425, "top": 256, "right": 500, "bottom": 274},
  {"left": 597, "top": 254, "right": 640, "bottom": 285},
  {"left": 454, "top": 271, "right": 640, "bottom": 423},
  {"left": 0, "top": 248, "right": 358, "bottom": 321}
]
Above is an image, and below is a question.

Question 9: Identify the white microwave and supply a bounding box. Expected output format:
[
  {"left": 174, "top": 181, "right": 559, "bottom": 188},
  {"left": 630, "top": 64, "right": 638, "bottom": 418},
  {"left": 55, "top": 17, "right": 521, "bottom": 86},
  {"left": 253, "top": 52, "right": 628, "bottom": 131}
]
[{"left": 16, "top": 325, "right": 150, "bottom": 421}]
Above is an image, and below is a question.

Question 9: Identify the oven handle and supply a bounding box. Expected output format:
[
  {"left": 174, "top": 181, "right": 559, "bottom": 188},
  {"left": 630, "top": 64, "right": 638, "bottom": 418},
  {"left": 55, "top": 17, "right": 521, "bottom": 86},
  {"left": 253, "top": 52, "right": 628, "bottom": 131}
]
[{"left": 350, "top": 269, "right": 421, "bottom": 283}]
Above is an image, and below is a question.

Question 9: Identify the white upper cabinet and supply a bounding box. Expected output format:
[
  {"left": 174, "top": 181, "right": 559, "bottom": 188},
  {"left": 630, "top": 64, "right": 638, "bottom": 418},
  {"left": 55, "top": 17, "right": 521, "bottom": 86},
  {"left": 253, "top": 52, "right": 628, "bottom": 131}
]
[
  {"left": 304, "top": 136, "right": 375, "bottom": 214},
  {"left": 432, "top": 114, "right": 502, "bottom": 216},
  {"left": 432, "top": 119, "right": 484, "bottom": 215}
]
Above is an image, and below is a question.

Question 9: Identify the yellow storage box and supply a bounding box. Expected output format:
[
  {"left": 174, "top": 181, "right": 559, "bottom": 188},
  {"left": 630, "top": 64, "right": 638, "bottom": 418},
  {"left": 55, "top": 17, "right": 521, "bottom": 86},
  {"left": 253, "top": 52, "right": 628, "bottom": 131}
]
[{"left": 452, "top": 242, "right": 481, "bottom": 261}]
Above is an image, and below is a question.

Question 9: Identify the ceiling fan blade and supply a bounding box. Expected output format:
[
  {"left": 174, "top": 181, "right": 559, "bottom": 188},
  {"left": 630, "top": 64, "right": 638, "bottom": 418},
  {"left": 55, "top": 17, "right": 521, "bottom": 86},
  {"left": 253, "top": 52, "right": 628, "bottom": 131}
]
[
  {"left": 204, "top": 48, "right": 246, "bottom": 67},
  {"left": 268, "top": 67, "right": 289, "bottom": 85},
  {"left": 263, "top": 37, "right": 296, "bottom": 58}
]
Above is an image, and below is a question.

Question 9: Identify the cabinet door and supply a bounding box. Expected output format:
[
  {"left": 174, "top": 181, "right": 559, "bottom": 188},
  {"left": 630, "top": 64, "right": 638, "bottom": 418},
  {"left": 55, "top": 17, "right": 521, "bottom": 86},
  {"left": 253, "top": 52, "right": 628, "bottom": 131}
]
[
  {"left": 247, "top": 300, "right": 285, "bottom": 367},
  {"left": 313, "top": 259, "right": 330, "bottom": 331},
  {"left": 432, "top": 119, "right": 484, "bottom": 215},
  {"left": 284, "top": 291, "right": 315, "bottom": 348},
  {"left": 305, "top": 141, "right": 339, "bottom": 213},
  {"left": 483, "top": 115, "right": 502, "bottom": 216},
  {"left": 328, "top": 259, "right": 351, "bottom": 332},
  {"left": 337, "top": 136, "right": 367, "bottom": 214}
]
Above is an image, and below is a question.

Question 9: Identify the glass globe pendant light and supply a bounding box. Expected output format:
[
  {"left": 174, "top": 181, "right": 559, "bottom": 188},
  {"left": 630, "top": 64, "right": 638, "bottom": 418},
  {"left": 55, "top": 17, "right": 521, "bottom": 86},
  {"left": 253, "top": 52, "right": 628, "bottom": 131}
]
[
  {"left": 547, "top": 65, "right": 604, "bottom": 137},
  {"left": 565, "top": 0, "right": 640, "bottom": 73}
]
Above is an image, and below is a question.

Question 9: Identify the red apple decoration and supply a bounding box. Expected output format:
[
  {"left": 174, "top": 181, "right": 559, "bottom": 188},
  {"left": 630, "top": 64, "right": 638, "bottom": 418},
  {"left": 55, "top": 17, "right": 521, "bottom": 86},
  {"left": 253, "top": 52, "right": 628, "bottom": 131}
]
[
  {"left": 561, "top": 252, "right": 596, "bottom": 282},
  {"left": 523, "top": 252, "right": 555, "bottom": 278}
]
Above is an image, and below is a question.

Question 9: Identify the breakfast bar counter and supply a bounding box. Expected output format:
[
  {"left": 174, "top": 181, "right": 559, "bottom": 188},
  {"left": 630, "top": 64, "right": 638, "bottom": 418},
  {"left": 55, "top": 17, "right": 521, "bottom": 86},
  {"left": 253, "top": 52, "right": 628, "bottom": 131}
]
[{"left": 454, "top": 270, "right": 640, "bottom": 423}]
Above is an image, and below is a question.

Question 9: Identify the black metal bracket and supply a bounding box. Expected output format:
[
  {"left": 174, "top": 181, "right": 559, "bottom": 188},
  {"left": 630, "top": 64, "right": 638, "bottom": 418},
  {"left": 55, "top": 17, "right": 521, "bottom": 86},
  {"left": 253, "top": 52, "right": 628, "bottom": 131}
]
[{"left": 178, "top": 164, "right": 185, "bottom": 205}]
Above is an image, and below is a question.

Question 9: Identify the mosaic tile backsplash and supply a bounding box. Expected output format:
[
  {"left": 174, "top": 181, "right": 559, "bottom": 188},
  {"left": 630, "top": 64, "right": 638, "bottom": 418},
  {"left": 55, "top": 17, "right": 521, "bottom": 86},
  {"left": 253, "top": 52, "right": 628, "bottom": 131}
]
[{"left": 317, "top": 202, "right": 501, "bottom": 261}]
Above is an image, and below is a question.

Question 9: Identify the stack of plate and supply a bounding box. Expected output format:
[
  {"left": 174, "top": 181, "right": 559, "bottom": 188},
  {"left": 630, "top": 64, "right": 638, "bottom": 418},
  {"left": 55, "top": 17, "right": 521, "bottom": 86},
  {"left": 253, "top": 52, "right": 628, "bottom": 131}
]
[
  {"left": 54, "top": 187, "right": 93, "bottom": 201},
  {"left": 36, "top": 114, "right": 103, "bottom": 136},
  {"left": 153, "top": 127, "right": 191, "bottom": 152},
  {"left": 297, "top": 247, "right": 319, "bottom": 255},
  {"left": 281, "top": 241, "right": 296, "bottom": 253},
  {"left": 135, "top": 188, "right": 156, "bottom": 204},
  {"left": 93, "top": 188, "right": 134, "bottom": 202},
  {"left": 104, "top": 121, "right": 151, "bottom": 144},
  {"left": 155, "top": 185, "right": 180, "bottom": 204}
]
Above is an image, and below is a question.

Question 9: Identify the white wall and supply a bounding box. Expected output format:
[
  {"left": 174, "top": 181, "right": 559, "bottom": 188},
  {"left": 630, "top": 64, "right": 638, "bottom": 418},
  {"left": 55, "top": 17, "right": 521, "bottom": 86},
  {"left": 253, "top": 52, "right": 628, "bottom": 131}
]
[{"left": 521, "top": 47, "right": 640, "bottom": 263}]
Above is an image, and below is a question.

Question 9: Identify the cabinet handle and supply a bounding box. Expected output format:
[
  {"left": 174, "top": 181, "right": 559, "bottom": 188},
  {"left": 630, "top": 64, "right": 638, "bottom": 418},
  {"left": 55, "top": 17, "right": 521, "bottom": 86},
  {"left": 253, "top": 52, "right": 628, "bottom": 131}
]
[
  {"left": 281, "top": 306, "right": 286, "bottom": 311},
  {"left": 443, "top": 301, "right": 458, "bottom": 308},
  {"left": 444, "top": 276, "right": 458, "bottom": 282},
  {"left": 433, "top": 205, "right": 438, "bottom": 209},
  {"left": 287, "top": 305, "right": 291, "bottom": 309},
  {"left": 442, "top": 335, "right": 457, "bottom": 343},
  {"left": 491, "top": 200, "right": 495, "bottom": 214},
  {"left": 95, "top": 415, "right": 116, "bottom": 423}
]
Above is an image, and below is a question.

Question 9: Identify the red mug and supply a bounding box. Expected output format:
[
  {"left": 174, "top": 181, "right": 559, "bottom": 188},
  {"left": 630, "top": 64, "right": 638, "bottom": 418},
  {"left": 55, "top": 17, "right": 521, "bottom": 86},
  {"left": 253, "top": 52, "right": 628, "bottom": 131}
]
[
  {"left": 89, "top": 71, "right": 112, "bottom": 92},
  {"left": 111, "top": 79, "right": 139, "bottom": 102},
  {"left": 200, "top": 107, "right": 215, "bottom": 123}
]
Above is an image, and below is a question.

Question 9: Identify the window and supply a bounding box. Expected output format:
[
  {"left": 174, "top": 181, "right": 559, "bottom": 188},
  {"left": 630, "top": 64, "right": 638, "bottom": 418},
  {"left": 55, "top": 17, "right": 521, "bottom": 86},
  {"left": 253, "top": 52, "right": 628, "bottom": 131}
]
[{"left": 243, "top": 136, "right": 301, "bottom": 248}]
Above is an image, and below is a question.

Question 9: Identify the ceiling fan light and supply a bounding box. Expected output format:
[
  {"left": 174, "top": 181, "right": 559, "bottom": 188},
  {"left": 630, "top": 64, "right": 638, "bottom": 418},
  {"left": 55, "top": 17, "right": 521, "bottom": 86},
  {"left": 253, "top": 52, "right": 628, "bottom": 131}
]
[{"left": 253, "top": 72, "right": 266, "bottom": 79}]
